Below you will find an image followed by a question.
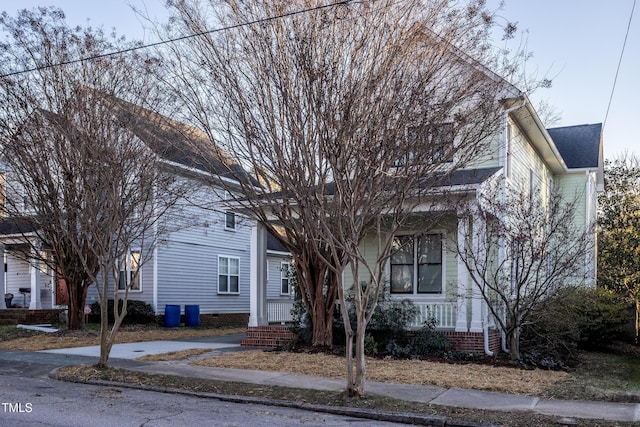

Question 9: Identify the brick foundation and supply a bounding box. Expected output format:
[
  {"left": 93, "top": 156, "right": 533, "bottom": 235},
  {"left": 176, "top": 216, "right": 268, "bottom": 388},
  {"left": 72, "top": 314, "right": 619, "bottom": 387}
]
[
  {"left": 440, "top": 329, "right": 501, "bottom": 354},
  {"left": 155, "top": 312, "right": 249, "bottom": 327},
  {"left": 200, "top": 313, "right": 249, "bottom": 327},
  {"left": 0, "top": 309, "right": 65, "bottom": 325},
  {"left": 240, "top": 325, "right": 501, "bottom": 353},
  {"left": 241, "top": 325, "right": 297, "bottom": 347}
]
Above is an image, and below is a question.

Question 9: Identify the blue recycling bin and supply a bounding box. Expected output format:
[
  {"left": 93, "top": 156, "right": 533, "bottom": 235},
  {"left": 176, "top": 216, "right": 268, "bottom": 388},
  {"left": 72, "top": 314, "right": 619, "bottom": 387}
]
[
  {"left": 164, "top": 304, "right": 180, "bottom": 328},
  {"left": 184, "top": 305, "right": 200, "bottom": 327}
]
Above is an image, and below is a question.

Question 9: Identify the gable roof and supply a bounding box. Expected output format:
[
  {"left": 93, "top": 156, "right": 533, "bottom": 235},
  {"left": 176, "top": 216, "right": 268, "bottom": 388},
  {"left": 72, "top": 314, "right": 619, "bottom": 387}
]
[
  {"left": 101, "top": 95, "right": 248, "bottom": 181},
  {"left": 267, "top": 231, "right": 289, "bottom": 253},
  {"left": 547, "top": 124, "right": 602, "bottom": 169}
]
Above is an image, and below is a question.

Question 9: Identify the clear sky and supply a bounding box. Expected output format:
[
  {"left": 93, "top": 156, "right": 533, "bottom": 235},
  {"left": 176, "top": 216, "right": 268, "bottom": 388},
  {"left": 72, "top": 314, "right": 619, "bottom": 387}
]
[{"left": 1, "top": 0, "right": 637, "bottom": 160}]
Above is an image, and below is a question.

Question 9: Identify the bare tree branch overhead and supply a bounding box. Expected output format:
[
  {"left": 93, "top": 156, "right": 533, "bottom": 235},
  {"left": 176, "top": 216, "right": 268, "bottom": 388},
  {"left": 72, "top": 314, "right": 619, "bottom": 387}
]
[{"left": 151, "top": 0, "right": 546, "bottom": 395}]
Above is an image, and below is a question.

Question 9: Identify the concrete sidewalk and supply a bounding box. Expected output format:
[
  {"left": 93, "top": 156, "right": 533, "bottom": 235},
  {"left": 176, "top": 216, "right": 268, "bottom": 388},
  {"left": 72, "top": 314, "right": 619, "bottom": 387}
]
[{"left": 40, "top": 335, "right": 640, "bottom": 424}]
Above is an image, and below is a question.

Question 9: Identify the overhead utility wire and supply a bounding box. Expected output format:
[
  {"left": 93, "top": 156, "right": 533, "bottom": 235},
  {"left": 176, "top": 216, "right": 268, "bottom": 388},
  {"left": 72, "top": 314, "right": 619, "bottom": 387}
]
[
  {"left": 603, "top": 0, "right": 636, "bottom": 130},
  {"left": 0, "top": 0, "right": 351, "bottom": 79}
]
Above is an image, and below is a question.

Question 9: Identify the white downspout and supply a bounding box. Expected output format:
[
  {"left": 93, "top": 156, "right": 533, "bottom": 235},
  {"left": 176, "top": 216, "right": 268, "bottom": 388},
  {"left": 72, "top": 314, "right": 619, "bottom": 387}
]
[
  {"left": 501, "top": 329, "right": 509, "bottom": 353},
  {"left": 482, "top": 302, "right": 494, "bottom": 356}
]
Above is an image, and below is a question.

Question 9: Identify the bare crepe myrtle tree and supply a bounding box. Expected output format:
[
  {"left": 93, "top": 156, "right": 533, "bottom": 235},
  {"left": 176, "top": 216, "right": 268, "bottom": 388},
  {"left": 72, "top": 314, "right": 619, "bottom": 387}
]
[
  {"left": 153, "top": 0, "right": 525, "bottom": 355},
  {"left": 0, "top": 7, "right": 181, "bottom": 345},
  {"left": 457, "top": 178, "right": 591, "bottom": 361}
]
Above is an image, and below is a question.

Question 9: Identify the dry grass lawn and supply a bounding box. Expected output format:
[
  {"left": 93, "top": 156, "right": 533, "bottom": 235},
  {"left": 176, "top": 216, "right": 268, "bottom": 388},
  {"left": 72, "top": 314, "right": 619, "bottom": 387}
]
[
  {"left": 0, "top": 324, "right": 583, "bottom": 398},
  {"left": 191, "top": 350, "right": 569, "bottom": 396}
]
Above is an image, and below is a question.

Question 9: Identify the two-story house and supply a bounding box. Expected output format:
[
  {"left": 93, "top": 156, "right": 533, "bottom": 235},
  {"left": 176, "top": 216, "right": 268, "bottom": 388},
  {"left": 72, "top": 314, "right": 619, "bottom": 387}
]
[
  {"left": 245, "top": 94, "right": 603, "bottom": 353},
  {"left": 0, "top": 97, "right": 256, "bottom": 327}
]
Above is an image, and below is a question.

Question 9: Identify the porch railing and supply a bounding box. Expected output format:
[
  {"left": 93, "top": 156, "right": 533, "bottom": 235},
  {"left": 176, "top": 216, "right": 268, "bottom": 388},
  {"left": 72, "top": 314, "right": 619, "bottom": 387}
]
[
  {"left": 267, "top": 299, "right": 457, "bottom": 329},
  {"left": 409, "top": 302, "right": 457, "bottom": 329},
  {"left": 267, "top": 300, "right": 295, "bottom": 324}
]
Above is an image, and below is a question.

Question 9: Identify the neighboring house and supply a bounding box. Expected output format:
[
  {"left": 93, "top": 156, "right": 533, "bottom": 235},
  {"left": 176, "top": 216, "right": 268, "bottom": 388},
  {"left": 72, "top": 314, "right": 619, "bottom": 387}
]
[
  {"left": 246, "top": 95, "right": 603, "bottom": 352},
  {"left": 0, "top": 98, "right": 256, "bottom": 326}
]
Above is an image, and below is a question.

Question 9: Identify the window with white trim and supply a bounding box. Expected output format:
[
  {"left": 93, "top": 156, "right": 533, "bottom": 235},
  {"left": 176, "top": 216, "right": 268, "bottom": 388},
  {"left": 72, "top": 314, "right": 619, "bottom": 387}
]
[
  {"left": 218, "top": 256, "right": 239, "bottom": 294},
  {"left": 118, "top": 250, "right": 141, "bottom": 291},
  {"left": 280, "top": 261, "right": 291, "bottom": 295},
  {"left": 390, "top": 234, "right": 443, "bottom": 294},
  {"left": 394, "top": 123, "right": 454, "bottom": 167},
  {"left": 224, "top": 211, "right": 236, "bottom": 230},
  {"left": 506, "top": 123, "right": 513, "bottom": 179}
]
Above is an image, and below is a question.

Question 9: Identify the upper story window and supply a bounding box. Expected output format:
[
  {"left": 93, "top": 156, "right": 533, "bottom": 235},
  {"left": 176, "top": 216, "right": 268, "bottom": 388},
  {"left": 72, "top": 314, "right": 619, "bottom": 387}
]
[
  {"left": 506, "top": 123, "right": 513, "bottom": 179},
  {"left": 390, "top": 233, "right": 444, "bottom": 295},
  {"left": 118, "top": 250, "right": 141, "bottom": 292},
  {"left": 223, "top": 190, "right": 237, "bottom": 231},
  {"left": 225, "top": 211, "right": 236, "bottom": 230},
  {"left": 0, "top": 173, "right": 4, "bottom": 217},
  {"left": 395, "top": 123, "right": 454, "bottom": 167}
]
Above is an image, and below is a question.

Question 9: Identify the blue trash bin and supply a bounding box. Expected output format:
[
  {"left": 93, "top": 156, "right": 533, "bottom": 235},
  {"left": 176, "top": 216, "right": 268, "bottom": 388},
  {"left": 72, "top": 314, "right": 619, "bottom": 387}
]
[
  {"left": 164, "top": 304, "right": 180, "bottom": 328},
  {"left": 185, "top": 305, "right": 200, "bottom": 327}
]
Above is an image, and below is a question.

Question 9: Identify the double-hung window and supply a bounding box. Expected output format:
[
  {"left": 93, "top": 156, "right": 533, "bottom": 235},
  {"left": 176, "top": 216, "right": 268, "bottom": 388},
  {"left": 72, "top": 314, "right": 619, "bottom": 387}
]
[
  {"left": 280, "top": 261, "right": 291, "bottom": 295},
  {"left": 390, "top": 234, "right": 443, "bottom": 294},
  {"left": 118, "top": 250, "right": 141, "bottom": 291},
  {"left": 394, "top": 123, "right": 454, "bottom": 167},
  {"left": 218, "top": 256, "right": 240, "bottom": 294}
]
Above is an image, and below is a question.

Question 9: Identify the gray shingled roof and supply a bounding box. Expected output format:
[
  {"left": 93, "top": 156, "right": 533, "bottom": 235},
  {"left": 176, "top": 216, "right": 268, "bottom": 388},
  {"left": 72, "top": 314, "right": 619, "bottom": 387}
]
[
  {"left": 547, "top": 124, "right": 602, "bottom": 169},
  {"left": 101, "top": 95, "right": 252, "bottom": 182},
  {"left": 267, "top": 232, "right": 289, "bottom": 253},
  {"left": 427, "top": 167, "right": 502, "bottom": 187},
  {"left": 0, "top": 217, "right": 38, "bottom": 236}
]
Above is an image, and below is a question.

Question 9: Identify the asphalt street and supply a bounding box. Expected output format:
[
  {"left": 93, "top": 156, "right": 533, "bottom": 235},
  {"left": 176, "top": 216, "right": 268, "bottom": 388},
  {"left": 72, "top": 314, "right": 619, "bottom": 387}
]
[{"left": 0, "top": 363, "right": 399, "bottom": 427}]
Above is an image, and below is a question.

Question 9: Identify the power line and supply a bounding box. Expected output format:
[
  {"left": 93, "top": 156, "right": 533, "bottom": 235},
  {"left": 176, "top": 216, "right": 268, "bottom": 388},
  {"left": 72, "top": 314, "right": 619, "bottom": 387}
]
[
  {"left": 0, "top": 1, "right": 351, "bottom": 79},
  {"left": 603, "top": 0, "right": 636, "bottom": 130}
]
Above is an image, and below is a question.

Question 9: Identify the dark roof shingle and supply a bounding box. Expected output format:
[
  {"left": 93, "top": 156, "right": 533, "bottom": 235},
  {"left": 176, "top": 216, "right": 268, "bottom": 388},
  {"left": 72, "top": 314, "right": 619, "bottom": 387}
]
[{"left": 547, "top": 124, "right": 602, "bottom": 169}]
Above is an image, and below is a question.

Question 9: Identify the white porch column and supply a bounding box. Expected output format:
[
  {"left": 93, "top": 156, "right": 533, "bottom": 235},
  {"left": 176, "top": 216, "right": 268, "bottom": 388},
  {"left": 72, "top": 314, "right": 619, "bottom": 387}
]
[
  {"left": 0, "top": 244, "right": 5, "bottom": 309},
  {"left": 29, "top": 247, "right": 42, "bottom": 309},
  {"left": 469, "top": 206, "right": 485, "bottom": 333},
  {"left": 249, "top": 223, "right": 268, "bottom": 327},
  {"left": 455, "top": 212, "right": 469, "bottom": 332}
]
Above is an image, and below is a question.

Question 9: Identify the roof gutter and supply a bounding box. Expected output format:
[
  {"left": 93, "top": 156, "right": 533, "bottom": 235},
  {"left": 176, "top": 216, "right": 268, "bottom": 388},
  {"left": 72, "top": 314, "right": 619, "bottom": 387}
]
[{"left": 523, "top": 97, "right": 568, "bottom": 171}]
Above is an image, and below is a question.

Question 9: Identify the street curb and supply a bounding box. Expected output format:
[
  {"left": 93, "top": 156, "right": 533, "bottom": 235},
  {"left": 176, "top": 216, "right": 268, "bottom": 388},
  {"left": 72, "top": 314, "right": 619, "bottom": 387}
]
[{"left": 49, "top": 367, "right": 497, "bottom": 427}]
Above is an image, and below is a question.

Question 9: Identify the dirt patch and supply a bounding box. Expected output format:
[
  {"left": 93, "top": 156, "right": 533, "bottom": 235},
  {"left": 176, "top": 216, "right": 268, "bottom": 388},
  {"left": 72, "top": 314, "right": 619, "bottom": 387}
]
[
  {"left": 191, "top": 349, "right": 569, "bottom": 396},
  {"left": 0, "top": 325, "right": 246, "bottom": 351}
]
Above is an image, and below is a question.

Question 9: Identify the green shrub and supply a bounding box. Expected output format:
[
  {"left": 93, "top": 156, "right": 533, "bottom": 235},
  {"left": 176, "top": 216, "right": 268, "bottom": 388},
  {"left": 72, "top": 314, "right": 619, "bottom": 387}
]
[
  {"left": 90, "top": 299, "right": 156, "bottom": 325},
  {"left": 521, "top": 286, "right": 630, "bottom": 366},
  {"left": 573, "top": 287, "right": 630, "bottom": 348},
  {"left": 333, "top": 284, "right": 418, "bottom": 352},
  {"left": 410, "top": 319, "right": 450, "bottom": 356},
  {"left": 364, "top": 334, "right": 378, "bottom": 356}
]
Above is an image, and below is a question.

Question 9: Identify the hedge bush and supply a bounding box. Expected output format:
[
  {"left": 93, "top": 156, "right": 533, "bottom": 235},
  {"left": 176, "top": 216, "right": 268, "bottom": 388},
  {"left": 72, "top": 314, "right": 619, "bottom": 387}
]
[
  {"left": 521, "top": 286, "right": 630, "bottom": 366},
  {"left": 89, "top": 299, "right": 156, "bottom": 325}
]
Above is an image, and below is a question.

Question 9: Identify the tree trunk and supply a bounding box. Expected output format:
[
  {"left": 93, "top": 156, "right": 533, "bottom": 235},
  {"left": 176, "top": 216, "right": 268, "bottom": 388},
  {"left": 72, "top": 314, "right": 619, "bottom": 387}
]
[
  {"left": 508, "top": 327, "right": 521, "bottom": 361},
  {"left": 298, "top": 263, "right": 337, "bottom": 347},
  {"left": 311, "top": 305, "right": 333, "bottom": 346},
  {"left": 66, "top": 282, "right": 88, "bottom": 330},
  {"left": 350, "top": 322, "right": 367, "bottom": 396},
  {"left": 635, "top": 299, "right": 639, "bottom": 345},
  {"left": 97, "top": 295, "right": 112, "bottom": 369}
]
